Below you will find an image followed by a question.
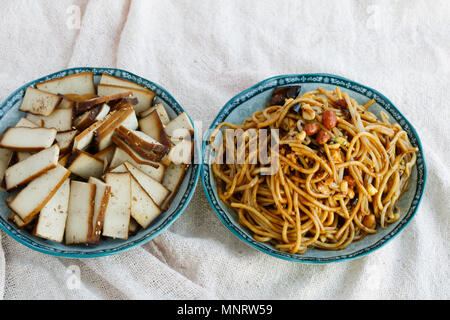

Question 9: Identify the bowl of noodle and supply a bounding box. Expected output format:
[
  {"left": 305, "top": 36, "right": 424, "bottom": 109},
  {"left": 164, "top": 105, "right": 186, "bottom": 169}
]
[{"left": 201, "top": 74, "right": 426, "bottom": 263}]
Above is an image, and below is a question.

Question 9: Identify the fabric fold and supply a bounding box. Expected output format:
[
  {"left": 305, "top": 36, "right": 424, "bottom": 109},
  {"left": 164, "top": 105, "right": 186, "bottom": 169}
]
[{"left": 0, "top": 0, "right": 449, "bottom": 300}]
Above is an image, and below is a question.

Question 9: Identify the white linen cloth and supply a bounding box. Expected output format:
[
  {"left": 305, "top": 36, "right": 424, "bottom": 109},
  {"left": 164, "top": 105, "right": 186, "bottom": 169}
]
[{"left": 0, "top": 0, "right": 449, "bottom": 300}]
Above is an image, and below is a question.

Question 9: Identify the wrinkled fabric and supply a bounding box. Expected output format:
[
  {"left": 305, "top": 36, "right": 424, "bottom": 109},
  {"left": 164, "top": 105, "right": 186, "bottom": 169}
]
[{"left": 0, "top": 0, "right": 449, "bottom": 300}]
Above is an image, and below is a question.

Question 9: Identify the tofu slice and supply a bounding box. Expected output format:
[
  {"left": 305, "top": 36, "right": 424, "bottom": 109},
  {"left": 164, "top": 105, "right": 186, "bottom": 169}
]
[
  {"left": 162, "top": 163, "right": 187, "bottom": 193},
  {"left": 0, "top": 127, "right": 57, "bottom": 152},
  {"left": 55, "top": 130, "right": 78, "bottom": 154},
  {"left": 5, "top": 196, "right": 19, "bottom": 226},
  {"left": 107, "top": 147, "right": 132, "bottom": 169},
  {"left": 36, "top": 72, "right": 96, "bottom": 95},
  {"left": 8, "top": 212, "right": 32, "bottom": 228},
  {"left": 109, "top": 163, "right": 127, "bottom": 173},
  {"left": 94, "top": 106, "right": 138, "bottom": 151},
  {"left": 14, "top": 117, "right": 40, "bottom": 161},
  {"left": 73, "top": 111, "right": 91, "bottom": 130},
  {"left": 58, "top": 153, "right": 70, "bottom": 166},
  {"left": 100, "top": 73, "right": 150, "bottom": 91},
  {"left": 0, "top": 148, "right": 14, "bottom": 190},
  {"left": 94, "top": 145, "right": 115, "bottom": 167},
  {"left": 34, "top": 178, "right": 70, "bottom": 242},
  {"left": 19, "top": 87, "right": 62, "bottom": 116},
  {"left": 28, "top": 108, "right": 73, "bottom": 132},
  {"left": 25, "top": 113, "right": 44, "bottom": 126},
  {"left": 65, "top": 181, "right": 96, "bottom": 245},
  {"left": 102, "top": 172, "right": 131, "bottom": 240},
  {"left": 109, "top": 147, "right": 165, "bottom": 182},
  {"left": 161, "top": 163, "right": 187, "bottom": 210},
  {"left": 88, "top": 108, "right": 127, "bottom": 148},
  {"left": 66, "top": 149, "right": 104, "bottom": 179},
  {"left": 5, "top": 145, "right": 60, "bottom": 190},
  {"left": 56, "top": 96, "right": 76, "bottom": 109},
  {"left": 164, "top": 112, "right": 194, "bottom": 138},
  {"left": 7, "top": 165, "right": 70, "bottom": 222},
  {"left": 101, "top": 157, "right": 108, "bottom": 173},
  {"left": 128, "top": 218, "right": 139, "bottom": 236},
  {"left": 15, "top": 117, "right": 40, "bottom": 128},
  {"left": 130, "top": 176, "right": 162, "bottom": 229},
  {"left": 63, "top": 93, "right": 98, "bottom": 102},
  {"left": 5, "top": 194, "right": 16, "bottom": 205},
  {"left": 114, "top": 126, "right": 169, "bottom": 162},
  {"left": 72, "top": 108, "right": 120, "bottom": 151},
  {"left": 167, "top": 138, "right": 194, "bottom": 165},
  {"left": 117, "top": 126, "right": 168, "bottom": 153},
  {"left": 123, "top": 161, "right": 169, "bottom": 206},
  {"left": 88, "top": 177, "right": 111, "bottom": 244},
  {"left": 139, "top": 102, "right": 170, "bottom": 125},
  {"left": 75, "top": 92, "right": 131, "bottom": 115},
  {"left": 97, "top": 84, "right": 155, "bottom": 114},
  {"left": 6, "top": 195, "right": 34, "bottom": 228},
  {"left": 109, "top": 97, "right": 139, "bottom": 112},
  {"left": 74, "top": 103, "right": 110, "bottom": 131},
  {"left": 111, "top": 135, "right": 164, "bottom": 167},
  {"left": 16, "top": 152, "right": 33, "bottom": 162},
  {"left": 138, "top": 110, "right": 172, "bottom": 147}
]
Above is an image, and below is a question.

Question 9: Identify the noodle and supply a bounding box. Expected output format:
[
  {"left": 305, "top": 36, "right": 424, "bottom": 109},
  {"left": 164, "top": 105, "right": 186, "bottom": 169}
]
[{"left": 211, "top": 86, "right": 418, "bottom": 254}]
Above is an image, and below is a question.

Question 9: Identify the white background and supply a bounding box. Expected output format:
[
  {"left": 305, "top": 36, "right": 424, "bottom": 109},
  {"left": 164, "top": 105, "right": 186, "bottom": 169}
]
[{"left": 0, "top": 0, "right": 449, "bottom": 299}]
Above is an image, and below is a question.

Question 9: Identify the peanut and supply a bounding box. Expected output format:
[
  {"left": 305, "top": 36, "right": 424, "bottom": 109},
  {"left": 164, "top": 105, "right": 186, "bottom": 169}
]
[
  {"left": 343, "top": 175, "right": 356, "bottom": 187},
  {"left": 334, "top": 99, "right": 347, "bottom": 108},
  {"left": 316, "top": 130, "right": 331, "bottom": 144},
  {"left": 302, "top": 104, "right": 315, "bottom": 120},
  {"left": 304, "top": 123, "right": 320, "bottom": 136},
  {"left": 363, "top": 214, "right": 376, "bottom": 229},
  {"left": 322, "top": 110, "right": 337, "bottom": 130}
]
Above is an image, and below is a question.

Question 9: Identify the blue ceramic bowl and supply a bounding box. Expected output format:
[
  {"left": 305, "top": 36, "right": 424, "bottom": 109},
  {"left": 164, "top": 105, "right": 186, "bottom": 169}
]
[
  {"left": 0, "top": 67, "right": 200, "bottom": 258},
  {"left": 201, "top": 74, "right": 427, "bottom": 263}
]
